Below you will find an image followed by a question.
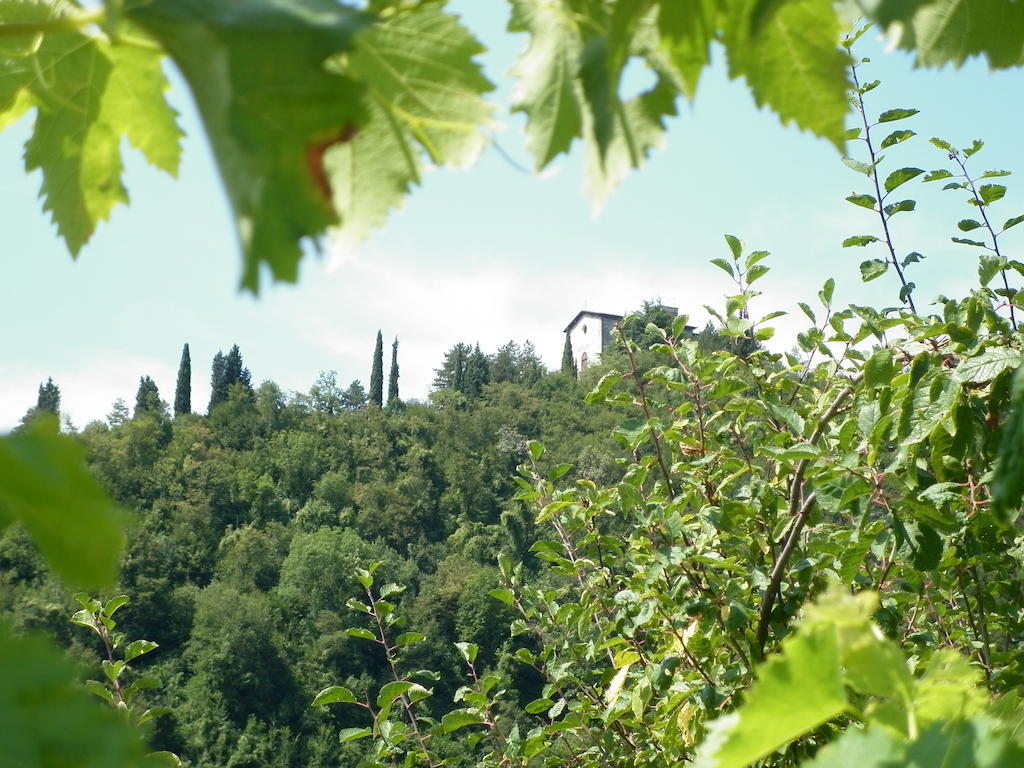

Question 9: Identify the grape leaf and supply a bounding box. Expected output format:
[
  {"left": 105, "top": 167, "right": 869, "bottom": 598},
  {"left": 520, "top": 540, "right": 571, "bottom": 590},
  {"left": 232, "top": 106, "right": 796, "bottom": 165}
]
[
  {"left": 583, "top": 74, "right": 677, "bottom": 207},
  {"left": 127, "top": 0, "right": 369, "bottom": 292},
  {"left": 1, "top": 2, "right": 181, "bottom": 255},
  {"left": 324, "top": 3, "right": 493, "bottom": 257},
  {"left": 723, "top": 0, "right": 850, "bottom": 150},
  {"left": 656, "top": 0, "right": 717, "bottom": 101},
  {"left": 508, "top": 0, "right": 584, "bottom": 170},
  {"left": 0, "top": 417, "right": 127, "bottom": 588},
  {"left": 886, "top": 0, "right": 1024, "bottom": 68},
  {"left": 992, "top": 366, "right": 1024, "bottom": 523},
  {"left": 695, "top": 623, "right": 847, "bottom": 768}
]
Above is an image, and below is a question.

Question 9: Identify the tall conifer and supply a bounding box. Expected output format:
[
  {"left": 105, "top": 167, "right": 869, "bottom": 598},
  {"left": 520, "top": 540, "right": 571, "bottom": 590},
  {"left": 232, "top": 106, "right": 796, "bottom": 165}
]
[
  {"left": 369, "top": 331, "right": 384, "bottom": 406},
  {"left": 561, "top": 334, "right": 577, "bottom": 378},
  {"left": 36, "top": 377, "right": 60, "bottom": 415},
  {"left": 387, "top": 337, "right": 400, "bottom": 406},
  {"left": 135, "top": 376, "right": 161, "bottom": 416},
  {"left": 174, "top": 343, "right": 191, "bottom": 416},
  {"left": 464, "top": 343, "right": 490, "bottom": 398},
  {"left": 208, "top": 351, "right": 227, "bottom": 413}
]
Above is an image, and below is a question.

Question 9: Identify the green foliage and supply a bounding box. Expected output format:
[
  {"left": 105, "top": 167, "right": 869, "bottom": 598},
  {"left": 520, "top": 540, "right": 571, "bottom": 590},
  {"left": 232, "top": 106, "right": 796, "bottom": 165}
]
[
  {"left": 134, "top": 376, "right": 163, "bottom": 418},
  {"left": 0, "top": 620, "right": 159, "bottom": 767},
  {"left": 0, "top": 417, "right": 126, "bottom": 588},
  {"left": 5, "top": 1, "right": 1023, "bottom": 287},
  {"left": 6, "top": 8, "right": 1024, "bottom": 768}
]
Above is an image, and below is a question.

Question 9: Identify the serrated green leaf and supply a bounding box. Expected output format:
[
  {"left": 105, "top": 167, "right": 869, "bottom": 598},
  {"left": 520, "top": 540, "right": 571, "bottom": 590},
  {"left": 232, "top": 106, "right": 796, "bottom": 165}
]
[
  {"left": 344, "top": 627, "right": 376, "bottom": 641},
  {"left": 979, "top": 255, "right": 1005, "bottom": 286},
  {"left": 859, "top": 259, "right": 889, "bottom": 281},
  {"left": 889, "top": 0, "right": 1024, "bottom": 68},
  {"left": 877, "top": 107, "right": 919, "bottom": 123},
  {"left": 508, "top": 0, "right": 583, "bottom": 169},
  {"left": 325, "top": 4, "right": 492, "bottom": 257},
  {"left": 455, "top": 641, "right": 478, "bottom": 664},
  {"left": 923, "top": 169, "right": 953, "bottom": 181},
  {"left": 525, "top": 697, "right": 555, "bottom": 714},
  {"left": 0, "top": 622, "right": 154, "bottom": 766},
  {"left": 843, "top": 235, "right": 880, "bottom": 247},
  {"left": 338, "top": 727, "right": 371, "bottom": 743},
  {"left": 723, "top": 0, "right": 850, "bottom": 150},
  {"left": 395, "top": 632, "right": 426, "bottom": 647},
  {"left": 583, "top": 74, "right": 677, "bottom": 207},
  {"left": 127, "top": 0, "right": 368, "bottom": 293},
  {"left": 993, "top": 367, "right": 1024, "bottom": 522},
  {"left": 124, "top": 639, "right": 158, "bottom": 662},
  {"left": 103, "top": 595, "right": 130, "bottom": 618},
  {"left": 842, "top": 156, "right": 873, "bottom": 175},
  {"left": 880, "top": 128, "right": 915, "bottom": 148},
  {"left": 694, "top": 624, "right": 847, "bottom": 768},
  {"left": 952, "top": 237, "right": 986, "bottom": 247},
  {"left": 103, "top": 36, "right": 182, "bottom": 176},
  {"left": 979, "top": 183, "right": 1007, "bottom": 204},
  {"left": 441, "top": 710, "right": 486, "bottom": 733},
  {"left": 883, "top": 166, "right": 924, "bottom": 193},
  {"left": 958, "top": 218, "right": 983, "bottom": 231},
  {"left": 864, "top": 347, "right": 895, "bottom": 388},
  {"left": 820, "top": 277, "right": 834, "bottom": 306},
  {"left": 963, "top": 138, "right": 985, "bottom": 157},
  {"left": 846, "top": 193, "right": 876, "bottom": 210},
  {"left": 0, "top": 418, "right": 126, "bottom": 588},
  {"left": 803, "top": 725, "right": 901, "bottom": 767},
  {"left": 884, "top": 199, "right": 915, "bottom": 215},
  {"left": 710, "top": 257, "right": 736, "bottom": 277},
  {"left": 489, "top": 588, "right": 515, "bottom": 605},
  {"left": 1002, "top": 214, "right": 1024, "bottom": 231},
  {"left": 312, "top": 685, "right": 358, "bottom": 706},
  {"left": 657, "top": 0, "right": 717, "bottom": 101},
  {"left": 953, "top": 347, "right": 1022, "bottom": 384}
]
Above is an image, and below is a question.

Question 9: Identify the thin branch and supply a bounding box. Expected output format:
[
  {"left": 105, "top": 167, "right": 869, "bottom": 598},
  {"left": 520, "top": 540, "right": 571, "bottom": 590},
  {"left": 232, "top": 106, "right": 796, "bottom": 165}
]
[{"left": 850, "top": 62, "right": 917, "bottom": 314}]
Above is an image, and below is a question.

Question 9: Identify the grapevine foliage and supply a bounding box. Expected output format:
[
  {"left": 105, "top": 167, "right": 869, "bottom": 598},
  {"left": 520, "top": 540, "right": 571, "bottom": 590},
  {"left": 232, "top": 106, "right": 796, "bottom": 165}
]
[{"left": 2, "top": 0, "right": 1023, "bottom": 289}]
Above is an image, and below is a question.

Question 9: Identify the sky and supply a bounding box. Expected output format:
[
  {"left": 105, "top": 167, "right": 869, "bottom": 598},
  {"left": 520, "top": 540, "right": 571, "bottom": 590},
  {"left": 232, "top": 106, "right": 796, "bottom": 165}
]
[{"left": 1, "top": 5, "right": 1022, "bottom": 431}]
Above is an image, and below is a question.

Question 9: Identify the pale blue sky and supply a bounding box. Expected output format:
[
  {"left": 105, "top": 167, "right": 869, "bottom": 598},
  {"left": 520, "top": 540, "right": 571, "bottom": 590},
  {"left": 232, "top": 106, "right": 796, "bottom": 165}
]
[{"left": 1, "top": 6, "right": 1022, "bottom": 430}]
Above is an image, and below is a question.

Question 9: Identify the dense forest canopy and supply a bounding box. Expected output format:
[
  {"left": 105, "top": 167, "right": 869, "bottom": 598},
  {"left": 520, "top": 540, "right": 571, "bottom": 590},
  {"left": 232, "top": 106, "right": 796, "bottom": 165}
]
[{"left": 4, "top": 1, "right": 1024, "bottom": 767}]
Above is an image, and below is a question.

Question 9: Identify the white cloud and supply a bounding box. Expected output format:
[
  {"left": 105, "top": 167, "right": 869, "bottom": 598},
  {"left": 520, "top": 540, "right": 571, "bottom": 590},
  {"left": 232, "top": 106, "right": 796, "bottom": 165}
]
[{"left": 306, "top": 241, "right": 816, "bottom": 400}]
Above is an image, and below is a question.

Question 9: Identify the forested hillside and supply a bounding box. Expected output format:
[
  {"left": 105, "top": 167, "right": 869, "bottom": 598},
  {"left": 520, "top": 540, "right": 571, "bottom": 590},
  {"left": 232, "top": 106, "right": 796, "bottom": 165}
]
[
  {"left": 5, "top": 1, "right": 1024, "bottom": 767},
  {"left": 1, "top": 337, "right": 626, "bottom": 766}
]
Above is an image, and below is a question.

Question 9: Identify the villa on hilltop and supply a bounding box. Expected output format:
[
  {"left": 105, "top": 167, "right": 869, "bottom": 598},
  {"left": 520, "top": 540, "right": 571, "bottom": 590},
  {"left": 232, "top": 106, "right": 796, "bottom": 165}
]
[{"left": 564, "top": 305, "right": 680, "bottom": 374}]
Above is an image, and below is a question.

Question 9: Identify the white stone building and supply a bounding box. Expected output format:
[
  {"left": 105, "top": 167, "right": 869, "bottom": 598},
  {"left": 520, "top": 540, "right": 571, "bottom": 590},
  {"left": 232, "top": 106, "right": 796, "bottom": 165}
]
[{"left": 563, "top": 310, "right": 623, "bottom": 373}]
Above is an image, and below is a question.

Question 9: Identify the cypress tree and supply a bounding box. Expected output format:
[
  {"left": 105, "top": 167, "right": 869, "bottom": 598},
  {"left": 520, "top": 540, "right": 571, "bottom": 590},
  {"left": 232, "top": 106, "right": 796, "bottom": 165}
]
[
  {"left": 208, "top": 351, "right": 228, "bottom": 413},
  {"left": 174, "top": 343, "right": 191, "bottom": 416},
  {"left": 561, "top": 334, "right": 578, "bottom": 378},
  {"left": 134, "top": 376, "right": 161, "bottom": 417},
  {"left": 387, "top": 337, "right": 400, "bottom": 405},
  {"left": 369, "top": 330, "right": 384, "bottom": 406}
]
